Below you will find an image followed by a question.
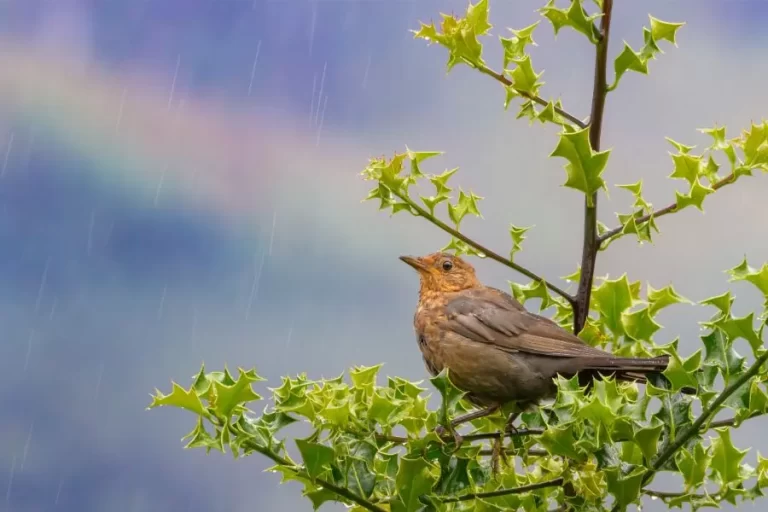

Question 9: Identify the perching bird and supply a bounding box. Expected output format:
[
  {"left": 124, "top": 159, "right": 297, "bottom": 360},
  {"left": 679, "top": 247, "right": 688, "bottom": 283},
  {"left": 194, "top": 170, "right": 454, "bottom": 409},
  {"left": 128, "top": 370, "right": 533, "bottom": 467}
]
[{"left": 400, "top": 252, "right": 671, "bottom": 428}]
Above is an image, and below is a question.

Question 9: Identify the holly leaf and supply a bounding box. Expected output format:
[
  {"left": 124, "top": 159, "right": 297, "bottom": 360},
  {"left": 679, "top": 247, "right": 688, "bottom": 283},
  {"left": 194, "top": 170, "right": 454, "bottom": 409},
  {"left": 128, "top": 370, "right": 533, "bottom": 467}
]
[
  {"left": 500, "top": 22, "right": 539, "bottom": 67},
  {"left": 675, "top": 178, "right": 714, "bottom": 211},
  {"left": 609, "top": 16, "right": 684, "bottom": 91},
  {"left": 701, "top": 291, "right": 735, "bottom": 318},
  {"left": 611, "top": 42, "right": 648, "bottom": 90},
  {"left": 676, "top": 443, "right": 710, "bottom": 490},
  {"left": 648, "top": 284, "right": 692, "bottom": 315},
  {"left": 669, "top": 152, "right": 702, "bottom": 184},
  {"left": 210, "top": 367, "right": 264, "bottom": 418},
  {"left": 392, "top": 456, "right": 438, "bottom": 512},
  {"left": 550, "top": 126, "right": 611, "bottom": 205},
  {"left": 296, "top": 438, "right": 336, "bottom": 481},
  {"left": 350, "top": 364, "right": 383, "bottom": 392},
  {"left": 649, "top": 16, "right": 685, "bottom": 45},
  {"left": 701, "top": 328, "right": 746, "bottom": 387},
  {"left": 507, "top": 55, "right": 544, "bottom": 95},
  {"left": 412, "top": 0, "right": 491, "bottom": 71},
  {"left": 622, "top": 307, "right": 662, "bottom": 341},
  {"left": 448, "top": 189, "right": 483, "bottom": 228},
  {"left": 718, "top": 313, "right": 763, "bottom": 355},
  {"left": 662, "top": 350, "right": 702, "bottom": 391},
  {"left": 710, "top": 428, "right": 748, "bottom": 485},
  {"left": 540, "top": 423, "right": 586, "bottom": 461},
  {"left": 592, "top": 274, "right": 639, "bottom": 336},
  {"left": 539, "top": 0, "right": 600, "bottom": 43},
  {"left": 727, "top": 257, "right": 768, "bottom": 300},
  {"left": 509, "top": 224, "right": 532, "bottom": 261},
  {"left": 430, "top": 369, "right": 466, "bottom": 429},
  {"left": 149, "top": 381, "right": 209, "bottom": 417}
]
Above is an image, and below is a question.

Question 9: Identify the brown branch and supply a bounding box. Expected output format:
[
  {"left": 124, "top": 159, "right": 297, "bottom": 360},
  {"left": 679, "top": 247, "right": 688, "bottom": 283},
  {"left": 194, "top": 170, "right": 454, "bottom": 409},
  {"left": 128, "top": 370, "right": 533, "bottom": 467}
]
[
  {"left": 597, "top": 172, "right": 738, "bottom": 244},
  {"left": 574, "top": 0, "right": 613, "bottom": 334},
  {"left": 436, "top": 477, "right": 565, "bottom": 503},
  {"left": 240, "top": 438, "right": 387, "bottom": 512},
  {"left": 479, "top": 448, "right": 549, "bottom": 457},
  {"left": 374, "top": 427, "right": 545, "bottom": 445},
  {"left": 474, "top": 65, "right": 587, "bottom": 129},
  {"left": 643, "top": 489, "right": 712, "bottom": 500},
  {"left": 392, "top": 189, "right": 576, "bottom": 304}
]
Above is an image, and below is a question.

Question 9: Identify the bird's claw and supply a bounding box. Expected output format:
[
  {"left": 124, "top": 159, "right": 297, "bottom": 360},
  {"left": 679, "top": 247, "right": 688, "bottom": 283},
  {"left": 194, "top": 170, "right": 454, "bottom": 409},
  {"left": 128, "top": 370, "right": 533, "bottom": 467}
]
[
  {"left": 435, "top": 425, "right": 464, "bottom": 450},
  {"left": 490, "top": 435, "right": 509, "bottom": 477},
  {"left": 505, "top": 411, "right": 521, "bottom": 435}
]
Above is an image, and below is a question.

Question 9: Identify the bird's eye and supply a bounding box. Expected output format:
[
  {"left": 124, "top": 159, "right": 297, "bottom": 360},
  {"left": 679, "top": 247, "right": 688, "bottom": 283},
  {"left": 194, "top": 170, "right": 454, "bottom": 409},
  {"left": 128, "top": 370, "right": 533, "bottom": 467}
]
[{"left": 441, "top": 260, "right": 453, "bottom": 271}]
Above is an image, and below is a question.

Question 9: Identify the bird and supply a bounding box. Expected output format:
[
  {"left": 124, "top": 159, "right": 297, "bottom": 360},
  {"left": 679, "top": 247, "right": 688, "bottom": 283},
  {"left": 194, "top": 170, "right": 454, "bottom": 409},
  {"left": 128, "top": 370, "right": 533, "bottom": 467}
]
[{"left": 399, "top": 251, "right": 671, "bottom": 433}]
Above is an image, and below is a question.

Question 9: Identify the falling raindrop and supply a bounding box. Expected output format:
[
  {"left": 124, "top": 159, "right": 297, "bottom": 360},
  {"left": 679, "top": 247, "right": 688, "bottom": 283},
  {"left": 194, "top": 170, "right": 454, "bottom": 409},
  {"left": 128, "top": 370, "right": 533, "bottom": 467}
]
[
  {"left": 5, "top": 455, "right": 16, "bottom": 506},
  {"left": 246, "top": 251, "right": 266, "bottom": 320},
  {"left": 54, "top": 477, "right": 64, "bottom": 505},
  {"left": 1, "top": 132, "right": 14, "bottom": 178},
  {"left": 248, "top": 40, "right": 262, "bottom": 96},
  {"left": 167, "top": 54, "right": 181, "bottom": 110},
  {"left": 268, "top": 211, "right": 277, "bottom": 256},
  {"left": 87, "top": 210, "right": 96, "bottom": 255},
  {"left": 308, "top": 1, "right": 317, "bottom": 57},
  {"left": 316, "top": 95, "right": 328, "bottom": 146},
  {"left": 23, "top": 331, "right": 34, "bottom": 372},
  {"left": 310, "top": 73, "right": 317, "bottom": 123},
  {"left": 34, "top": 257, "right": 51, "bottom": 313},
  {"left": 362, "top": 53, "right": 371, "bottom": 89},
  {"left": 115, "top": 88, "right": 127, "bottom": 133},
  {"left": 20, "top": 423, "right": 33, "bottom": 471},
  {"left": 314, "top": 62, "right": 327, "bottom": 126},
  {"left": 158, "top": 285, "right": 167, "bottom": 319}
]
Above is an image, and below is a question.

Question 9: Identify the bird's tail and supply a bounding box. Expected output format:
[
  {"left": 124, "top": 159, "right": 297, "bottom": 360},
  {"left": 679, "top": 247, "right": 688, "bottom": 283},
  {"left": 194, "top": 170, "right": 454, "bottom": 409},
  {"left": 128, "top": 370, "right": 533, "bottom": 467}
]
[
  {"left": 576, "top": 355, "right": 697, "bottom": 395},
  {"left": 578, "top": 354, "right": 670, "bottom": 374}
]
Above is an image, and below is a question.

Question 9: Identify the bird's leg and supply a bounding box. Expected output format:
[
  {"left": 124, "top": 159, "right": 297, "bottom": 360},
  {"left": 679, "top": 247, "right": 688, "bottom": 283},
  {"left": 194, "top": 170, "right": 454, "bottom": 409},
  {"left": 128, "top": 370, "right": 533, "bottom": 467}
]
[
  {"left": 435, "top": 405, "right": 499, "bottom": 448},
  {"left": 505, "top": 411, "right": 521, "bottom": 434},
  {"left": 490, "top": 433, "right": 509, "bottom": 477},
  {"left": 447, "top": 405, "right": 501, "bottom": 431}
]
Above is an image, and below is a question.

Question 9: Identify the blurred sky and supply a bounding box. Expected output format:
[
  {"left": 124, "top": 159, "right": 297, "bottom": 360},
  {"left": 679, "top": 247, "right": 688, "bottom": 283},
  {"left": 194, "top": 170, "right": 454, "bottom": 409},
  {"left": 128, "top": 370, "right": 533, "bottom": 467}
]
[{"left": 0, "top": 1, "right": 767, "bottom": 511}]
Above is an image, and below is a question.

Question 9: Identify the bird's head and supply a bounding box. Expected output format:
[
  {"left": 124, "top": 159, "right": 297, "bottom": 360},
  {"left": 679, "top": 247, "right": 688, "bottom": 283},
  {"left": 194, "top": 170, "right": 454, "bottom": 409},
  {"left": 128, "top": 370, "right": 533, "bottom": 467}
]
[{"left": 399, "top": 252, "right": 481, "bottom": 294}]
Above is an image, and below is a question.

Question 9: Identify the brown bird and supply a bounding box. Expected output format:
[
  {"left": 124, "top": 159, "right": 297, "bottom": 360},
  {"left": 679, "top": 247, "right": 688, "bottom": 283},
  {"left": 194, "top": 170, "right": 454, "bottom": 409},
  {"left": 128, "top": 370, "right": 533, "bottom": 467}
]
[{"left": 400, "top": 252, "right": 671, "bottom": 431}]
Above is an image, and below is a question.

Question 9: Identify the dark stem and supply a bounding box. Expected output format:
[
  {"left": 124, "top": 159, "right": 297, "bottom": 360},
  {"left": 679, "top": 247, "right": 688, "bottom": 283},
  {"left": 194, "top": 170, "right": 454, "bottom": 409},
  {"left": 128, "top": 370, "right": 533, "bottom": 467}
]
[
  {"left": 375, "top": 427, "right": 545, "bottom": 445},
  {"left": 607, "top": 350, "right": 768, "bottom": 512},
  {"left": 392, "top": 189, "right": 576, "bottom": 304},
  {"left": 644, "top": 489, "right": 710, "bottom": 500},
  {"left": 574, "top": 0, "right": 613, "bottom": 334},
  {"left": 648, "top": 349, "right": 768, "bottom": 476},
  {"left": 435, "top": 477, "right": 564, "bottom": 503},
  {"left": 597, "top": 172, "right": 738, "bottom": 244},
  {"left": 474, "top": 65, "right": 587, "bottom": 129},
  {"left": 240, "top": 439, "right": 387, "bottom": 512}
]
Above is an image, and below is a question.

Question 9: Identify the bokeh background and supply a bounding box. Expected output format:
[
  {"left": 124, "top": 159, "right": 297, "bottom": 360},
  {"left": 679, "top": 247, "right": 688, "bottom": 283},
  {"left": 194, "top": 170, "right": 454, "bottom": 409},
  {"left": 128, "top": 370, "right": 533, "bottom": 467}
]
[{"left": 1, "top": 0, "right": 767, "bottom": 510}]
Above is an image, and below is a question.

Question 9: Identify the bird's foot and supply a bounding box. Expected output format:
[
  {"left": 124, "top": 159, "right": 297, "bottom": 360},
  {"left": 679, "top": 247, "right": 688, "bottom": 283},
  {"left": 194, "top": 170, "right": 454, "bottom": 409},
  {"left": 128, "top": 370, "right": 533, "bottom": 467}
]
[
  {"left": 435, "top": 424, "right": 464, "bottom": 450},
  {"left": 490, "top": 435, "right": 509, "bottom": 477},
  {"left": 505, "top": 411, "right": 521, "bottom": 435}
]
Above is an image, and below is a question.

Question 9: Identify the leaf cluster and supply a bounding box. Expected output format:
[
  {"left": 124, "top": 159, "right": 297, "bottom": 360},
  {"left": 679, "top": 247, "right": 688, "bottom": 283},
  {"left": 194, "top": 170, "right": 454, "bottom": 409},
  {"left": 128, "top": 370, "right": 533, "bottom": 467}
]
[{"left": 152, "top": 0, "right": 768, "bottom": 510}]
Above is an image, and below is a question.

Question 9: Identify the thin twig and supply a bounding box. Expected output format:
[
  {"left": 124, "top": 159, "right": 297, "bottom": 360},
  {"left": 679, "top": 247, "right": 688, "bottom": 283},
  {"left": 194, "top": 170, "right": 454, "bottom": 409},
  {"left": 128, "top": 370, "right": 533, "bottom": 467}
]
[
  {"left": 479, "top": 448, "right": 549, "bottom": 457},
  {"left": 474, "top": 65, "right": 587, "bottom": 129},
  {"left": 608, "top": 350, "right": 768, "bottom": 512},
  {"left": 392, "top": 189, "right": 576, "bottom": 304},
  {"left": 650, "top": 350, "right": 768, "bottom": 474},
  {"left": 435, "top": 477, "right": 565, "bottom": 503},
  {"left": 574, "top": 0, "right": 613, "bottom": 334},
  {"left": 374, "top": 427, "right": 545, "bottom": 445},
  {"left": 643, "top": 489, "right": 711, "bottom": 500},
  {"left": 597, "top": 172, "right": 738, "bottom": 244},
  {"left": 241, "top": 439, "right": 387, "bottom": 512}
]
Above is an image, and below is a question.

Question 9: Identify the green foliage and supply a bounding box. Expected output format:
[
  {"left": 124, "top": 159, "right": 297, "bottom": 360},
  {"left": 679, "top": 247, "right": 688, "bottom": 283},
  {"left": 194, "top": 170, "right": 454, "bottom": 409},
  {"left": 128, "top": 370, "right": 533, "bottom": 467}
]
[{"left": 152, "top": 0, "right": 768, "bottom": 510}]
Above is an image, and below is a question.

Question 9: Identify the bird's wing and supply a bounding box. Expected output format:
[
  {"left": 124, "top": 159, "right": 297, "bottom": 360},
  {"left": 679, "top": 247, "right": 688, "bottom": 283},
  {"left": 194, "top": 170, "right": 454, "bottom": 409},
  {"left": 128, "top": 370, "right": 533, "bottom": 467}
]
[{"left": 443, "top": 289, "right": 608, "bottom": 358}]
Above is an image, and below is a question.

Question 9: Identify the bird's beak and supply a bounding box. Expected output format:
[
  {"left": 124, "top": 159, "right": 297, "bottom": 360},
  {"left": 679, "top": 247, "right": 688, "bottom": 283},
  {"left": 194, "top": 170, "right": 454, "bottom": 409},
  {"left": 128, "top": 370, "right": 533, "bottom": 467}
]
[{"left": 399, "top": 255, "right": 428, "bottom": 272}]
